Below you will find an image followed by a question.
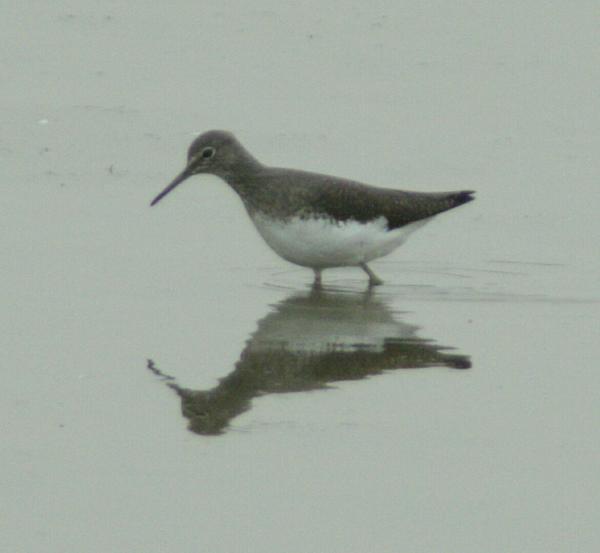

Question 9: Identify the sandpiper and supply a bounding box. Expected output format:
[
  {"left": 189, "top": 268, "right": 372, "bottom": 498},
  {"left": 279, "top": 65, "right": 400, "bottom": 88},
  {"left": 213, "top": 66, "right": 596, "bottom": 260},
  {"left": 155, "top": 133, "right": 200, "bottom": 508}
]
[{"left": 150, "top": 130, "right": 474, "bottom": 286}]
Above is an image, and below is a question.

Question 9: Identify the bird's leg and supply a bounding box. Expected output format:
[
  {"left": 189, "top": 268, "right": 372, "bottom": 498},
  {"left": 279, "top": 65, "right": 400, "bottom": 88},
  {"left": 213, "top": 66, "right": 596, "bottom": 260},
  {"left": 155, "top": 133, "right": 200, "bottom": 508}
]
[
  {"left": 312, "top": 268, "right": 323, "bottom": 289},
  {"left": 360, "top": 263, "right": 383, "bottom": 286}
]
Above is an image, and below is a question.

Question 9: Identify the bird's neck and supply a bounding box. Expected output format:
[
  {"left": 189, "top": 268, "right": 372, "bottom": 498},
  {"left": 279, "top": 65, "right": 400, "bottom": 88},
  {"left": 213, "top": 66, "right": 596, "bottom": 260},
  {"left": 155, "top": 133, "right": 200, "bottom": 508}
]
[{"left": 216, "top": 157, "right": 264, "bottom": 199}]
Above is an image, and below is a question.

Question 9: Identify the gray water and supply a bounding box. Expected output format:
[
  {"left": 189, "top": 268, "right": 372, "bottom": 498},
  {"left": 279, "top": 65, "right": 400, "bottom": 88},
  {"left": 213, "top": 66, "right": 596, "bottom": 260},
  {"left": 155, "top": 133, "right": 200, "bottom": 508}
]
[{"left": 2, "top": 3, "right": 599, "bottom": 552}]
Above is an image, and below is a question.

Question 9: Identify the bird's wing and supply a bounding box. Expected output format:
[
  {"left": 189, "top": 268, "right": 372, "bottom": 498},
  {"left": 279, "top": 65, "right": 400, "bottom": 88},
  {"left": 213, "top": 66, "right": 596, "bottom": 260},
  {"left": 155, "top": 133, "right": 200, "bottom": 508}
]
[
  {"left": 257, "top": 168, "right": 474, "bottom": 229},
  {"left": 313, "top": 179, "right": 474, "bottom": 230}
]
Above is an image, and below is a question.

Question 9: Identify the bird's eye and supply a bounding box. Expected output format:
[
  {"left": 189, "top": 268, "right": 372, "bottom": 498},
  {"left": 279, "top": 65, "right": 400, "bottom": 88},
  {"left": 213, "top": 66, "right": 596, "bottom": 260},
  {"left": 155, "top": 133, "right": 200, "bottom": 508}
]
[{"left": 201, "top": 147, "right": 216, "bottom": 159}]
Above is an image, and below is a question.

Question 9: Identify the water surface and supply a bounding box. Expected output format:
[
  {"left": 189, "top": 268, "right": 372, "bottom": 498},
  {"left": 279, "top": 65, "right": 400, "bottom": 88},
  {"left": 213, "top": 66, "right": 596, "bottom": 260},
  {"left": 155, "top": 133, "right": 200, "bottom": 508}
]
[{"left": 2, "top": 2, "right": 599, "bottom": 552}]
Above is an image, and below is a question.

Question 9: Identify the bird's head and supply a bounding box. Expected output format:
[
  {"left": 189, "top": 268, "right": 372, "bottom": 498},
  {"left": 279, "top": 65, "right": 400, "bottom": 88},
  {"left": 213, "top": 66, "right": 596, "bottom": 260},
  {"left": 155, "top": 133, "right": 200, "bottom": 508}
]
[{"left": 150, "top": 130, "right": 256, "bottom": 206}]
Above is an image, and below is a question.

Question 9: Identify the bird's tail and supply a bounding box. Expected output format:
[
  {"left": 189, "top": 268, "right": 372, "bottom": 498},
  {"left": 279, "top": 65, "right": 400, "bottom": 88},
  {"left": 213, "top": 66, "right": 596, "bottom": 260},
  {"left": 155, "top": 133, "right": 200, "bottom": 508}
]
[{"left": 450, "top": 190, "right": 475, "bottom": 207}]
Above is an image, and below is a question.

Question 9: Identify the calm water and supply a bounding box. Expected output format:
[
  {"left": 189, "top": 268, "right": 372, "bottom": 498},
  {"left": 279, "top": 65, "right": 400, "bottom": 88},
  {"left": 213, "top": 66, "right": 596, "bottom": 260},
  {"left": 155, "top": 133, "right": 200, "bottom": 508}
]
[{"left": 2, "top": 3, "right": 599, "bottom": 552}]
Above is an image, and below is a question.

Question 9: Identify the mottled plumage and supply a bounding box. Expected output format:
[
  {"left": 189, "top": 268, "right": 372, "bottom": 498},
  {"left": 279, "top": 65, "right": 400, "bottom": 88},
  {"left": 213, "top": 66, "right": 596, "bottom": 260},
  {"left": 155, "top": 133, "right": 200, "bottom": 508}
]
[{"left": 151, "top": 130, "right": 475, "bottom": 286}]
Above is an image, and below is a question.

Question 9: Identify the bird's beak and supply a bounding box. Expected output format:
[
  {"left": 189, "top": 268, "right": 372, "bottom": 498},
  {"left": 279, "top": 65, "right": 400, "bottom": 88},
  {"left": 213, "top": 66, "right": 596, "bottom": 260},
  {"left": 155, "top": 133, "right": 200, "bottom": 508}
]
[{"left": 150, "top": 169, "right": 192, "bottom": 206}]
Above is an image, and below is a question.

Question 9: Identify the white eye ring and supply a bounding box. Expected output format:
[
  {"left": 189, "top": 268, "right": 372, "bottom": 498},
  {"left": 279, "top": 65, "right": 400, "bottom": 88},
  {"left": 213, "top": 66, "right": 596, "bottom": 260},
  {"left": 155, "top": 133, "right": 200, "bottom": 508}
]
[{"left": 201, "top": 147, "right": 216, "bottom": 159}]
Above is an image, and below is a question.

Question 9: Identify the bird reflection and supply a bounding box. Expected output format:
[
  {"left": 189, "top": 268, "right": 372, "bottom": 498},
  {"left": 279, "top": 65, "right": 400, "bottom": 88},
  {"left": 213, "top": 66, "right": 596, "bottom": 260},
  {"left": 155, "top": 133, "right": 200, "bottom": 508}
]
[{"left": 147, "top": 287, "right": 470, "bottom": 436}]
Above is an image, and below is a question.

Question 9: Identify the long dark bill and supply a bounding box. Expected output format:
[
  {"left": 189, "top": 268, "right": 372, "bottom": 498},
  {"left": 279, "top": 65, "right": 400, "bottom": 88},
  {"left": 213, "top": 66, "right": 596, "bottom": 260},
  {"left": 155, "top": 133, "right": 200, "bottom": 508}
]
[{"left": 150, "top": 170, "right": 191, "bottom": 206}]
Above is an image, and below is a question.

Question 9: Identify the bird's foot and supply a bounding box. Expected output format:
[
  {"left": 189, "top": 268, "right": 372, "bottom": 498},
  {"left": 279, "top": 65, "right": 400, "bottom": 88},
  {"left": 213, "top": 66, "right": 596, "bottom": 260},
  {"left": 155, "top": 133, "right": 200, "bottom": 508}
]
[
  {"left": 312, "top": 269, "right": 323, "bottom": 289},
  {"left": 360, "top": 263, "right": 384, "bottom": 287}
]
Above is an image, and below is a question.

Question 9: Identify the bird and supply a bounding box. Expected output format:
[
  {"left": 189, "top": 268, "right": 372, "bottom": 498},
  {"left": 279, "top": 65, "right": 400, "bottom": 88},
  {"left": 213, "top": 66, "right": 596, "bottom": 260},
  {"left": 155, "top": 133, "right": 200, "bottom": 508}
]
[{"left": 150, "top": 130, "right": 474, "bottom": 287}]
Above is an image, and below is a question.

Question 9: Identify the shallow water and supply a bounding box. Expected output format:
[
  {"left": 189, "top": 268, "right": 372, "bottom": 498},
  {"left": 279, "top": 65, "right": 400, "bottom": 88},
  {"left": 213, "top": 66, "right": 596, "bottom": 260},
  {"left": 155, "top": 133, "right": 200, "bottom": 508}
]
[{"left": 2, "top": 3, "right": 600, "bottom": 552}]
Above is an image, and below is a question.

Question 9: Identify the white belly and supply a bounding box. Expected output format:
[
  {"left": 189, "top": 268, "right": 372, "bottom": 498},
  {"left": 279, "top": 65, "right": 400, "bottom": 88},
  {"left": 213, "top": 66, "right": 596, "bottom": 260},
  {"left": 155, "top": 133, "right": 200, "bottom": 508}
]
[{"left": 249, "top": 213, "right": 430, "bottom": 269}]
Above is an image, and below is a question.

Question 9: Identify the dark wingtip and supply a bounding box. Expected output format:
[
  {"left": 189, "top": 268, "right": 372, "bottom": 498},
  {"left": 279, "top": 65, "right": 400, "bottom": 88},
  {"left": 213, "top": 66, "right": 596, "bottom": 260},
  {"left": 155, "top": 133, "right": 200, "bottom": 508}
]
[
  {"left": 454, "top": 190, "right": 475, "bottom": 206},
  {"left": 448, "top": 356, "right": 472, "bottom": 369}
]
